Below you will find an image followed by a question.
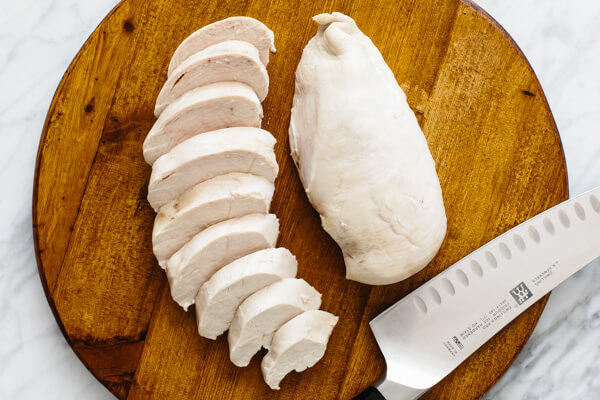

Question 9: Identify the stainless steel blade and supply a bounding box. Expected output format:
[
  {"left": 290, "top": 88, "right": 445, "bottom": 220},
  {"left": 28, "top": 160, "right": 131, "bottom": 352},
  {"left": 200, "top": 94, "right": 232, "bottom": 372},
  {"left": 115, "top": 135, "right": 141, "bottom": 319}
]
[{"left": 366, "top": 186, "right": 600, "bottom": 400}]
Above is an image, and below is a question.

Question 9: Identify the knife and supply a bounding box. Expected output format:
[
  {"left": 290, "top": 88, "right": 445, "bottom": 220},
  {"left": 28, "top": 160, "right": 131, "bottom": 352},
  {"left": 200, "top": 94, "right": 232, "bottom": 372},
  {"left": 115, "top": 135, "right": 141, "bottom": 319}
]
[{"left": 354, "top": 186, "right": 600, "bottom": 400}]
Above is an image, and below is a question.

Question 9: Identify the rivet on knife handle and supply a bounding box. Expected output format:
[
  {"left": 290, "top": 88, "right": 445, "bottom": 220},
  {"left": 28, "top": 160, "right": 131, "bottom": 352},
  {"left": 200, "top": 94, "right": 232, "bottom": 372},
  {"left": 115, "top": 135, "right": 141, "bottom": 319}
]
[{"left": 363, "top": 187, "right": 600, "bottom": 400}]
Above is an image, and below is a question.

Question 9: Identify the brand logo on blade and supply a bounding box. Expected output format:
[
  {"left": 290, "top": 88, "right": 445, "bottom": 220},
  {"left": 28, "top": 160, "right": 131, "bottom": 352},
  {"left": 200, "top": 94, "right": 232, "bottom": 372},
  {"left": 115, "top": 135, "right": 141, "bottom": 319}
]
[
  {"left": 452, "top": 336, "right": 464, "bottom": 350},
  {"left": 510, "top": 282, "right": 533, "bottom": 305}
]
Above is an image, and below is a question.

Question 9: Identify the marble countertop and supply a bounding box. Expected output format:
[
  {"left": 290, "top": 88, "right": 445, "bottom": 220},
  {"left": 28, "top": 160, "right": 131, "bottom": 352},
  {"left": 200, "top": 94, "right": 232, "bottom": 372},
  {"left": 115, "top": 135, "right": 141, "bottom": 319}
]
[{"left": 1, "top": 0, "right": 598, "bottom": 398}]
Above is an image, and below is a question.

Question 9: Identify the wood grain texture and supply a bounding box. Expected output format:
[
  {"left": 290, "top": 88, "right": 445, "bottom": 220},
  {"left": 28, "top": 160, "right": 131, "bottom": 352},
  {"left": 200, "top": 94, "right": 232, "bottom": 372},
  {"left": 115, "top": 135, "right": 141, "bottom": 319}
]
[{"left": 33, "top": 0, "right": 568, "bottom": 399}]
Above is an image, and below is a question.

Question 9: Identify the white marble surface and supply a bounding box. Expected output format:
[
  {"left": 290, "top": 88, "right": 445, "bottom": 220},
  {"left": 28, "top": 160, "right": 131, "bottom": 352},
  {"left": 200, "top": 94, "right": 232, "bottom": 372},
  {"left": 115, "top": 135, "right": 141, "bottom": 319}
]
[{"left": 0, "top": 0, "right": 598, "bottom": 398}]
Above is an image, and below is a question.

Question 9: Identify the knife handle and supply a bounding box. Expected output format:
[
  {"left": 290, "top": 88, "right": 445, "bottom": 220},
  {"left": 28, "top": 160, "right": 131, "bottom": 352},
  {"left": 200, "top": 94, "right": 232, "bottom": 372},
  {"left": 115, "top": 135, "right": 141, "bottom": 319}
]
[{"left": 353, "top": 386, "right": 386, "bottom": 400}]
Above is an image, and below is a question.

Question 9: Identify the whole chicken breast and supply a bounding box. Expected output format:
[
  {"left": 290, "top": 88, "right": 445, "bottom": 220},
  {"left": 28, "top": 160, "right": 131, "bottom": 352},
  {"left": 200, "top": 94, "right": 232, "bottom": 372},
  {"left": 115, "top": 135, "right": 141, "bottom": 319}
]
[{"left": 289, "top": 12, "right": 447, "bottom": 285}]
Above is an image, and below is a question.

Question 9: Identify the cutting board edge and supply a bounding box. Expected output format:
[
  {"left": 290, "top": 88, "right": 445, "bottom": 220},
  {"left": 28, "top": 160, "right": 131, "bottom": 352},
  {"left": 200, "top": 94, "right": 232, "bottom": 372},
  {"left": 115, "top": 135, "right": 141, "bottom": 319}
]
[
  {"left": 461, "top": 0, "right": 567, "bottom": 170},
  {"left": 32, "top": 1, "right": 130, "bottom": 398}
]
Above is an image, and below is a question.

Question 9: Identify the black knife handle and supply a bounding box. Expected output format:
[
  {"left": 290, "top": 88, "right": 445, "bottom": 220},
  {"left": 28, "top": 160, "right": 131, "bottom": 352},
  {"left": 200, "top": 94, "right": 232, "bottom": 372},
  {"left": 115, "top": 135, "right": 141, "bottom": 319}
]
[{"left": 353, "top": 386, "right": 386, "bottom": 400}]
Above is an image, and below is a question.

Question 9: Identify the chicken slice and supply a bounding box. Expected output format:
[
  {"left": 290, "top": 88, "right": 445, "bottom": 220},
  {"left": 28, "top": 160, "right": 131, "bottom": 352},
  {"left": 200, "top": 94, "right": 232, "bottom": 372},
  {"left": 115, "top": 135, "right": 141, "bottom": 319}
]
[
  {"left": 261, "top": 310, "right": 338, "bottom": 390},
  {"left": 167, "top": 213, "right": 279, "bottom": 310},
  {"left": 143, "top": 82, "right": 263, "bottom": 165},
  {"left": 156, "top": 40, "right": 269, "bottom": 116},
  {"left": 147, "top": 127, "right": 278, "bottom": 211},
  {"left": 153, "top": 173, "right": 274, "bottom": 268},
  {"left": 168, "top": 16, "right": 276, "bottom": 76},
  {"left": 228, "top": 278, "right": 321, "bottom": 367},
  {"left": 289, "top": 13, "right": 447, "bottom": 285},
  {"left": 196, "top": 248, "right": 297, "bottom": 340}
]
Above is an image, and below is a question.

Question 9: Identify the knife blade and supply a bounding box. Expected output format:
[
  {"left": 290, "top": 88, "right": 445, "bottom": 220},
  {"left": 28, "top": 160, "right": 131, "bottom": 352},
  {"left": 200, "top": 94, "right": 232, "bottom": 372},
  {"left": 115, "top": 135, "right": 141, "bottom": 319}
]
[{"left": 354, "top": 186, "right": 600, "bottom": 400}]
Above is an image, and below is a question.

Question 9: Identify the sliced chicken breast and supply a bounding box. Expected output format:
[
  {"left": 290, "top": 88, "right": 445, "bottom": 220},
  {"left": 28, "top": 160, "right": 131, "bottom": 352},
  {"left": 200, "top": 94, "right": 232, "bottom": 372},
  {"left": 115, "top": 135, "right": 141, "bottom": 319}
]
[
  {"left": 196, "top": 248, "right": 297, "bottom": 340},
  {"left": 153, "top": 173, "right": 275, "bottom": 268},
  {"left": 143, "top": 82, "right": 263, "bottom": 165},
  {"left": 167, "top": 213, "right": 279, "bottom": 310},
  {"left": 289, "top": 13, "right": 447, "bottom": 285},
  {"left": 147, "top": 127, "right": 278, "bottom": 211},
  {"left": 156, "top": 40, "right": 269, "bottom": 116},
  {"left": 228, "top": 278, "right": 321, "bottom": 367},
  {"left": 261, "top": 310, "right": 338, "bottom": 390},
  {"left": 168, "top": 16, "right": 275, "bottom": 75}
]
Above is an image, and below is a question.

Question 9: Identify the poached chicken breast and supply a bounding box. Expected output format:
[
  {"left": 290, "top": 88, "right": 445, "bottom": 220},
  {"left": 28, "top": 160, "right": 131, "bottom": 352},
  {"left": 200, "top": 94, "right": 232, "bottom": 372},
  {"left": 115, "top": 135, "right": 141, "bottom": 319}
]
[
  {"left": 168, "top": 16, "right": 275, "bottom": 75},
  {"left": 196, "top": 248, "right": 297, "bottom": 339},
  {"left": 156, "top": 40, "right": 269, "bottom": 116},
  {"left": 228, "top": 278, "right": 321, "bottom": 367},
  {"left": 167, "top": 213, "right": 279, "bottom": 310},
  {"left": 147, "top": 127, "right": 278, "bottom": 211},
  {"left": 152, "top": 173, "right": 274, "bottom": 268},
  {"left": 144, "top": 82, "right": 263, "bottom": 165},
  {"left": 261, "top": 310, "right": 338, "bottom": 389},
  {"left": 289, "top": 13, "right": 446, "bottom": 285}
]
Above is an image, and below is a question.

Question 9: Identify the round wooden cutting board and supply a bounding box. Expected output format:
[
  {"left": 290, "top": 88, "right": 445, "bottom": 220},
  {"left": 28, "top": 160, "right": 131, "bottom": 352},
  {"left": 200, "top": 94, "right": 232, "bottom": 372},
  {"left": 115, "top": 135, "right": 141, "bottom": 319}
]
[{"left": 33, "top": 0, "right": 568, "bottom": 399}]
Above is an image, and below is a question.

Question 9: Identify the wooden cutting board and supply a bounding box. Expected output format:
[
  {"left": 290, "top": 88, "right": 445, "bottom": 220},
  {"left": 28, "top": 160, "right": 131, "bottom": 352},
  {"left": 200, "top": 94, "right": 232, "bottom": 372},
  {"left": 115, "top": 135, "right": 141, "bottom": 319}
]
[{"left": 33, "top": 0, "right": 568, "bottom": 398}]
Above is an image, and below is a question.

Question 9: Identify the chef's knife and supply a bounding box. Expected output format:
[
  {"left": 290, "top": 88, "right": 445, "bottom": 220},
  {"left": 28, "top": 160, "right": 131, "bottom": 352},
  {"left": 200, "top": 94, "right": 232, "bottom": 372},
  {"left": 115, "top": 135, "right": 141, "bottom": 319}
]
[{"left": 354, "top": 186, "right": 600, "bottom": 400}]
